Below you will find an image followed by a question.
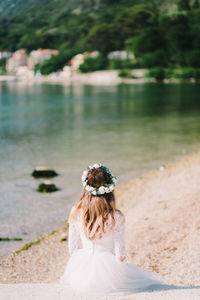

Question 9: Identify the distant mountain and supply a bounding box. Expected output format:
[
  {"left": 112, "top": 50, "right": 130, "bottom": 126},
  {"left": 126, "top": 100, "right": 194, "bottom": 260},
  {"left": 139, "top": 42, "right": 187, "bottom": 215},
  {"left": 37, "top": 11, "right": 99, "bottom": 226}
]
[
  {"left": 0, "top": 0, "right": 142, "bottom": 51},
  {"left": 0, "top": 0, "right": 105, "bottom": 17},
  {"left": 0, "top": 0, "right": 180, "bottom": 18},
  {"left": 0, "top": 0, "right": 47, "bottom": 17}
]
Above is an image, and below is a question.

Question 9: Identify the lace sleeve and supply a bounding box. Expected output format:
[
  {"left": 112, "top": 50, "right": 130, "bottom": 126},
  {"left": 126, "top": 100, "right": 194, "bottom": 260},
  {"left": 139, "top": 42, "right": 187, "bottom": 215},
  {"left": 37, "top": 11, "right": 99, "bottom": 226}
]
[
  {"left": 68, "top": 207, "right": 81, "bottom": 255},
  {"left": 113, "top": 211, "right": 126, "bottom": 261}
]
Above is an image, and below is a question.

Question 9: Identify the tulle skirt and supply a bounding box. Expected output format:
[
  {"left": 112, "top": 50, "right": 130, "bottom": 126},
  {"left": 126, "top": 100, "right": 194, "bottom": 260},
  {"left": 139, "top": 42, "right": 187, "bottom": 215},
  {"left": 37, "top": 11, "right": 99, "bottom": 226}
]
[{"left": 60, "top": 249, "right": 165, "bottom": 294}]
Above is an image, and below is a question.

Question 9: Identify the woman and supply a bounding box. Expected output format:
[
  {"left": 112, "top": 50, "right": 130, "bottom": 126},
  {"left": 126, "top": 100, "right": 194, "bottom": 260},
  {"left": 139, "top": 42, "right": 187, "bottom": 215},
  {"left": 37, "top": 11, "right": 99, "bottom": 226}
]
[{"left": 60, "top": 163, "right": 164, "bottom": 294}]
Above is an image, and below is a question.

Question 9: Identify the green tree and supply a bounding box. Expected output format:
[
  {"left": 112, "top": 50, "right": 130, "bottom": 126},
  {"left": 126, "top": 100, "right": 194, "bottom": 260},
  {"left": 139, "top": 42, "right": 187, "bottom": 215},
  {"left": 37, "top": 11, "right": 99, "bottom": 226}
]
[
  {"left": 85, "top": 23, "right": 120, "bottom": 54},
  {"left": 35, "top": 47, "right": 84, "bottom": 75},
  {"left": 188, "top": 8, "right": 200, "bottom": 49},
  {"left": 178, "top": 0, "right": 191, "bottom": 10},
  {"left": 131, "top": 26, "right": 167, "bottom": 56},
  {"left": 164, "top": 13, "right": 192, "bottom": 64},
  {"left": 193, "top": 0, "right": 199, "bottom": 8},
  {"left": 114, "top": 4, "right": 151, "bottom": 40},
  {"left": 17, "top": 31, "right": 43, "bottom": 52}
]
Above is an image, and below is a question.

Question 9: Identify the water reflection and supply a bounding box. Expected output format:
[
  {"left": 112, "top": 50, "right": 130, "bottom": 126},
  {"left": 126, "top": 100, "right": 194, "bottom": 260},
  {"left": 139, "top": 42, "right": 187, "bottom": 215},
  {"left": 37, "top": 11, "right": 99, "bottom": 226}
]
[{"left": 1, "top": 81, "right": 200, "bottom": 171}]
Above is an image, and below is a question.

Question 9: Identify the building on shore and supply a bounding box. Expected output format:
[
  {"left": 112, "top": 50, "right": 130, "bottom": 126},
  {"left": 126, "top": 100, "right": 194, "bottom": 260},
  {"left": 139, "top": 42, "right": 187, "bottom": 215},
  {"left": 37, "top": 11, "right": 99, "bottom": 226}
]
[
  {"left": 0, "top": 49, "right": 12, "bottom": 59},
  {"left": 27, "top": 49, "right": 58, "bottom": 70},
  {"left": 107, "top": 50, "right": 135, "bottom": 60},
  {"left": 6, "top": 48, "right": 58, "bottom": 78},
  {"left": 6, "top": 49, "right": 28, "bottom": 74}
]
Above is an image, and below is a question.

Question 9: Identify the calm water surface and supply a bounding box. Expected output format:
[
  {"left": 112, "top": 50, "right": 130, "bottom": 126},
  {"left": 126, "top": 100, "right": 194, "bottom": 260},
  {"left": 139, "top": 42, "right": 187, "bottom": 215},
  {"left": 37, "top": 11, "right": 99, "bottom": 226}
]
[{"left": 0, "top": 81, "right": 200, "bottom": 257}]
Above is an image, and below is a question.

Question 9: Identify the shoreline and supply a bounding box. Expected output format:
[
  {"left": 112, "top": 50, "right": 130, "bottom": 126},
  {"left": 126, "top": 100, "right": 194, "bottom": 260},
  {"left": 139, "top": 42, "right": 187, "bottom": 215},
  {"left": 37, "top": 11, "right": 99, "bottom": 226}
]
[
  {"left": 0, "top": 75, "right": 16, "bottom": 81},
  {"left": 0, "top": 70, "right": 199, "bottom": 86},
  {"left": 0, "top": 150, "right": 200, "bottom": 285}
]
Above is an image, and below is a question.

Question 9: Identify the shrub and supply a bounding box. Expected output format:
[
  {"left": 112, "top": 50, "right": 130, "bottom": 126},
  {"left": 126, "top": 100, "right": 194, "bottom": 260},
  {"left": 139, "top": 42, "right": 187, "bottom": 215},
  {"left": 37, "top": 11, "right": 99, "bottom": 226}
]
[
  {"left": 0, "top": 58, "right": 7, "bottom": 74},
  {"left": 118, "top": 69, "right": 132, "bottom": 78},
  {"left": 79, "top": 55, "right": 108, "bottom": 73},
  {"left": 131, "top": 57, "right": 144, "bottom": 68},
  {"left": 141, "top": 50, "right": 168, "bottom": 68},
  {"left": 109, "top": 59, "right": 124, "bottom": 70},
  {"left": 108, "top": 58, "right": 135, "bottom": 70},
  {"left": 146, "top": 67, "right": 166, "bottom": 81},
  {"left": 193, "top": 69, "right": 200, "bottom": 80},
  {"left": 185, "top": 51, "right": 200, "bottom": 67},
  {"left": 172, "top": 67, "right": 200, "bottom": 79},
  {"left": 164, "top": 68, "right": 174, "bottom": 79}
]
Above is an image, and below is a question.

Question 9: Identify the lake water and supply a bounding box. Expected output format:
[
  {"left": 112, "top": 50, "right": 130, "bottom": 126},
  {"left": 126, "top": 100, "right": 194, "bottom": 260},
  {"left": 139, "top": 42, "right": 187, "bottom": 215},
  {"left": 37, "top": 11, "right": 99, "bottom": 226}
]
[{"left": 1, "top": 81, "right": 200, "bottom": 257}]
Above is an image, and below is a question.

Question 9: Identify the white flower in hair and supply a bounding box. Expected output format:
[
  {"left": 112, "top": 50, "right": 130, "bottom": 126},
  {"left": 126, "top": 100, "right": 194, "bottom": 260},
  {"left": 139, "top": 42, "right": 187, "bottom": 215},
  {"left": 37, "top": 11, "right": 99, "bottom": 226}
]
[
  {"left": 81, "top": 175, "right": 86, "bottom": 182},
  {"left": 104, "top": 187, "right": 110, "bottom": 193},
  {"left": 109, "top": 184, "right": 114, "bottom": 191},
  {"left": 86, "top": 185, "right": 91, "bottom": 192},
  {"left": 99, "top": 186, "right": 105, "bottom": 194},
  {"left": 83, "top": 170, "right": 88, "bottom": 176},
  {"left": 93, "top": 163, "right": 101, "bottom": 169},
  {"left": 89, "top": 186, "right": 95, "bottom": 193},
  {"left": 81, "top": 170, "right": 88, "bottom": 181}
]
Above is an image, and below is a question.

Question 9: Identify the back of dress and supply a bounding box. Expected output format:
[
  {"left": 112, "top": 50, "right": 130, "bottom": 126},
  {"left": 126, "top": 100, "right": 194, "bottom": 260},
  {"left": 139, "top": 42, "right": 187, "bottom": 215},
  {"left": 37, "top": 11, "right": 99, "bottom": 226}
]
[
  {"left": 68, "top": 208, "right": 127, "bottom": 261},
  {"left": 61, "top": 206, "right": 165, "bottom": 293}
]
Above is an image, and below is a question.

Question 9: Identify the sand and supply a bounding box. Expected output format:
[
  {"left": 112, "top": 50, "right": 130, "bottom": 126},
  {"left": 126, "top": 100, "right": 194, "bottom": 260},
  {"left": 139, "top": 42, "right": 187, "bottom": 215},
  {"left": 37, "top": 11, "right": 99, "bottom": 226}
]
[
  {"left": 0, "top": 151, "right": 200, "bottom": 298},
  {"left": 0, "top": 283, "right": 200, "bottom": 300}
]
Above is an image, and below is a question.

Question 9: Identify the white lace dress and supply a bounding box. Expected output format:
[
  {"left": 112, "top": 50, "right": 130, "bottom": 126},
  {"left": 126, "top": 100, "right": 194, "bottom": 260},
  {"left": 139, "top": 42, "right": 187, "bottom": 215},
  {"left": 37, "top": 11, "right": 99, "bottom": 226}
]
[{"left": 60, "top": 209, "right": 164, "bottom": 294}]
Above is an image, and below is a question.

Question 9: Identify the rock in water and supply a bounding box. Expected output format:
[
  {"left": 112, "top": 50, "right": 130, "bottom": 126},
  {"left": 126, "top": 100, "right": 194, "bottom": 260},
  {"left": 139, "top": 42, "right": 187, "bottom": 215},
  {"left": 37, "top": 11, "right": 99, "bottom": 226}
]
[
  {"left": 32, "top": 166, "right": 58, "bottom": 178},
  {"left": 37, "top": 180, "right": 59, "bottom": 193}
]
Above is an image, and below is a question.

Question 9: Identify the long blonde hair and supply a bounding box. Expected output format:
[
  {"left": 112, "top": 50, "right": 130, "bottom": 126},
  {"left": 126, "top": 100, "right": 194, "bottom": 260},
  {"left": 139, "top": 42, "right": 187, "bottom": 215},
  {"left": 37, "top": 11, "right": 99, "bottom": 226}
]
[{"left": 69, "top": 167, "right": 116, "bottom": 240}]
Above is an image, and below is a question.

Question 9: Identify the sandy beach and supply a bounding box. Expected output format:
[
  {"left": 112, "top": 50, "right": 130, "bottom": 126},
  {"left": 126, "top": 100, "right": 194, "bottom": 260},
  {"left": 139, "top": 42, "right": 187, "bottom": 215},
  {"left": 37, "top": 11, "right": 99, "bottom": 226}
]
[
  {"left": 0, "top": 151, "right": 200, "bottom": 299},
  {"left": 0, "top": 75, "right": 16, "bottom": 81}
]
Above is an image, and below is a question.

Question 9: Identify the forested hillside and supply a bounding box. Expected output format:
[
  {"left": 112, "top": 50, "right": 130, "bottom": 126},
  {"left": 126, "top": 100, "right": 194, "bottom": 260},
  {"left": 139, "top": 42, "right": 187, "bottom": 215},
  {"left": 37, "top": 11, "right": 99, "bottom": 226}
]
[
  {"left": 0, "top": 0, "right": 200, "bottom": 72},
  {"left": 0, "top": 0, "right": 178, "bottom": 18}
]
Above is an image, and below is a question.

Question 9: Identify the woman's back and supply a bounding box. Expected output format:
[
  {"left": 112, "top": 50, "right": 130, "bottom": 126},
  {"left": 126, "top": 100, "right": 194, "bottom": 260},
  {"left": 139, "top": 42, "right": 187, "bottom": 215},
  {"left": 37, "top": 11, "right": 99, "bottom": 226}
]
[{"left": 68, "top": 208, "right": 126, "bottom": 260}]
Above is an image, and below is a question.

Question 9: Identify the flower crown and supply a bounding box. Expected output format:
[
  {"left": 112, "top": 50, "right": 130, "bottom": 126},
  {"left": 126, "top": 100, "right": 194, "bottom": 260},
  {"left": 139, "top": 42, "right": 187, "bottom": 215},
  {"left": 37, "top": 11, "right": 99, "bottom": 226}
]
[{"left": 81, "top": 163, "right": 117, "bottom": 196}]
